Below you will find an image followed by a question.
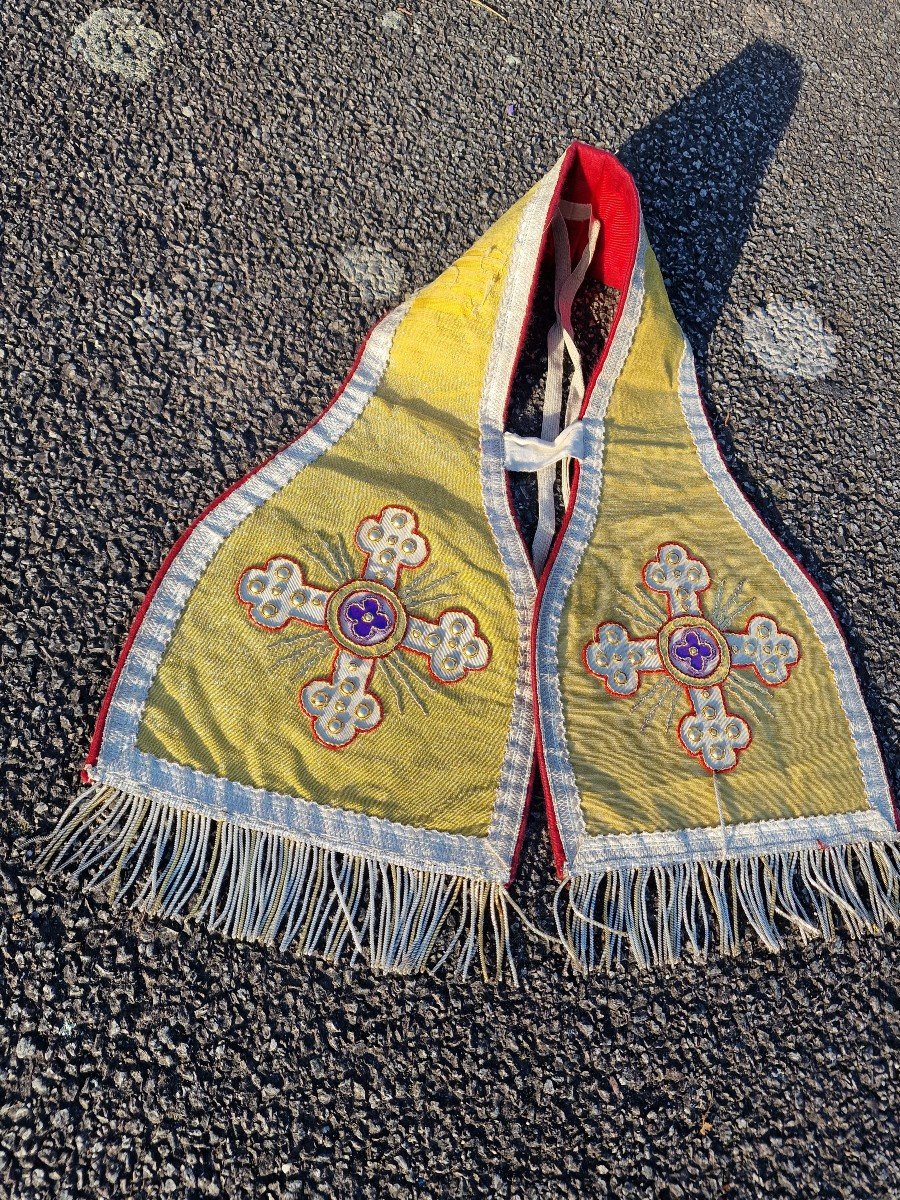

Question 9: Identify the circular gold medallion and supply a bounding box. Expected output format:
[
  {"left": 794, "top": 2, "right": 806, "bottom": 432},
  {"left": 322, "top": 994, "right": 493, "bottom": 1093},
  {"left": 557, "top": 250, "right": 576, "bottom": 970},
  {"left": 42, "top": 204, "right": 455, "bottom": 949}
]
[
  {"left": 325, "top": 579, "right": 408, "bottom": 658},
  {"left": 658, "top": 614, "right": 731, "bottom": 688}
]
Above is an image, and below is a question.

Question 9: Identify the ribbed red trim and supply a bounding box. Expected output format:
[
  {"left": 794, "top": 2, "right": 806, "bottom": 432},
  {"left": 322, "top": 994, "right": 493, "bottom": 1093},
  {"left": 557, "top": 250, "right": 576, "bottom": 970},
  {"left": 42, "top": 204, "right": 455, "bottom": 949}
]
[{"left": 518, "top": 144, "right": 643, "bottom": 877}]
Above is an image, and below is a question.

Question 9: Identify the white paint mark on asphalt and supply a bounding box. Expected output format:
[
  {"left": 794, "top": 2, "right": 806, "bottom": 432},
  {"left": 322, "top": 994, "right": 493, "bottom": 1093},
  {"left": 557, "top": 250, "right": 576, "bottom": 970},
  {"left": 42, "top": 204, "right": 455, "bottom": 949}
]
[
  {"left": 71, "top": 7, "right": 164, "bottom": 80},
  {"left": 505, "top": 54, "right": 522, "bottom": 66},
  {"left": 381, "top": 10, "right": 406, "bottom": 30},
  {"left": 741, "top": 299, "right": 838, "bottom": 380},
  {"left": 335, "top": 247, "right": 406, "bottom": 303}
]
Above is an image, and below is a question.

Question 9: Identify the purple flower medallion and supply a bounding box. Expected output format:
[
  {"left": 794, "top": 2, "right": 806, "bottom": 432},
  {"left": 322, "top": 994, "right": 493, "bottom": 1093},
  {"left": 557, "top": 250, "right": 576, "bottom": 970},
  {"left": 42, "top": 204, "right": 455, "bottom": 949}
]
[
  {"left": 668, "top": 625, "right": 721, "bottom": 679},
  {"left": 337, "top": 589, "right": 397, "bottom": 647}
]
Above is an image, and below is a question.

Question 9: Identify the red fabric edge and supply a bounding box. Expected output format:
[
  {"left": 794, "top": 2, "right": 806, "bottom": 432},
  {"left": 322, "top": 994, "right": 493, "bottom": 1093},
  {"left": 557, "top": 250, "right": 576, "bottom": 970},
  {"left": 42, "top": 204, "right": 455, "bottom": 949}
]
[
  {"left": 531, "top": 146, "right": 642, "bottom": 877},
  {"left": 82, "top": 321, "right": 384, "bottom": 783},
  {"left": 507, "top": 143, "right": 643, "bottom": 879},
  {"left": 501, "top": 144, "right": 581, "bottom": 883}
]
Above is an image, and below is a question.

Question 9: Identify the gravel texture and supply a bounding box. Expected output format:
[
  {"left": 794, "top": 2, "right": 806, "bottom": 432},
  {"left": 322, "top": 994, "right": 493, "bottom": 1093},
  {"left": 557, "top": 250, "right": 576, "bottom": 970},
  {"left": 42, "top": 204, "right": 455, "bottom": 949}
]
[{"left": 2, "top": 1, "right": 899, "bottom": 1197}]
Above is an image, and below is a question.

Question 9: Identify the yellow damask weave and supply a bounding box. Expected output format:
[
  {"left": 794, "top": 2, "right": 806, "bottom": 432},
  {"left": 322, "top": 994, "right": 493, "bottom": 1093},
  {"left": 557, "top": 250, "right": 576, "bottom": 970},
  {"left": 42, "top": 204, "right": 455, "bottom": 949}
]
[
  {"left": 559, "top": 252, "right": 868, "bottom": 837},
  {"left": 137, "top": 195, "right": 533, "bottom": 837}
]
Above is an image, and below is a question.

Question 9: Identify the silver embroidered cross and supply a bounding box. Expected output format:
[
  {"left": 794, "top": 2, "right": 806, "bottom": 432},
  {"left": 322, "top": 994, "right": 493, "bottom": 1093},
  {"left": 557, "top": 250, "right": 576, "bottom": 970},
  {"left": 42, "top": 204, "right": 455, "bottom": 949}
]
[
  {"left": 584, "top": 543, "right": 800, "bottom": 771},
  {"left": 237, "top": 506, "right": 490, "bottom": 748}
]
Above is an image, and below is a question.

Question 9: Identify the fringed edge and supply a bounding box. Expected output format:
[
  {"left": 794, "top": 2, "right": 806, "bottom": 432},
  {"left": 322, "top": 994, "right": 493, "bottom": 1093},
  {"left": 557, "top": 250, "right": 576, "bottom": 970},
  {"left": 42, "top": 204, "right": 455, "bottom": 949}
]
[
  {"left": 34, "top": 784, "right": 522, "bottom": 983},
  {"left": 557, "top": 841, "right": 900, "bottom": 972}
]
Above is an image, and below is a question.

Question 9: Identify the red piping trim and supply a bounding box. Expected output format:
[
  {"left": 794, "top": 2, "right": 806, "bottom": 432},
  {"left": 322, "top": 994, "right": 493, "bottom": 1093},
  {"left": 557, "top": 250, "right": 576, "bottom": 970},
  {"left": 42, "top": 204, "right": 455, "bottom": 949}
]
[
  {"left": 729, "top": 611, "right": 802, "bottom": 688},
  {"left": 398, "top": 608, "right": 492, "bottom": 683},
  {"left": 530, "top": 150, "right": 643, "bottom": 878},
  {"left": 496, "top": 144, "right": 581, "bottom": 881},
  {"left": 675, "top": 685, "right": 753, "bottom": 774},
  {"left": 234, "top": 555, "right": 319, "bottom": 630},
  {"left": 505, "top": 142, "right": 646, "bottom": 879},
  {"left": 354, "top": 505, "right": 431, "bottom": 583},
  {"left": 303, "top": 649, "right": 383, "bottom": 750},
  {"left": 508, "top": 758, "right": 538, "bottom": 885}
]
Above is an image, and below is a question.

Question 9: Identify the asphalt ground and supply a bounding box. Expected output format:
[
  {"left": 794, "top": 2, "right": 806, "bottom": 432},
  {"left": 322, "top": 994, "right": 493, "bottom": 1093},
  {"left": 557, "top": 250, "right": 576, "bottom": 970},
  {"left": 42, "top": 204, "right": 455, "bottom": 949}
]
[{"left": 2, "top": 1, "right": 899, "bottom": 1197}]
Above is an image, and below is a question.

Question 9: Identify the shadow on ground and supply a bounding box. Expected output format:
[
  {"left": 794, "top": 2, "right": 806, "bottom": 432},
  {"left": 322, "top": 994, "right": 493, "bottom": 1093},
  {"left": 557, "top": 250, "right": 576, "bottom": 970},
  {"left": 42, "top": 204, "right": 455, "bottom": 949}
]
[{"left": 619, "top": 39, "right": 802, "bottom": 364}]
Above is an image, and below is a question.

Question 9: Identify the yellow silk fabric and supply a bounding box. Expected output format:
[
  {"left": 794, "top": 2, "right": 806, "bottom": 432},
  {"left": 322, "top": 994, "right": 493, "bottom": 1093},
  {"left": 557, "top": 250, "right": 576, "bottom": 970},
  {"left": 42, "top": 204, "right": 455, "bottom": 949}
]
[
  {"left": 136, "top": 195, "right": 532, "bottom": 837},
  {"left": 558, "top": 251, "right": 868, "bottom": 837}
]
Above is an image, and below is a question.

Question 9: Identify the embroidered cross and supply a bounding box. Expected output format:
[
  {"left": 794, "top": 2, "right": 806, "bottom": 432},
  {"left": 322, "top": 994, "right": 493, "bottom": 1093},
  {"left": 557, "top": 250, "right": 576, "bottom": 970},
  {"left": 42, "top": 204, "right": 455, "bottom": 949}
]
[
  {"left": 584, "top": 543, "right": 800, "bottom": 771},
  {"left": 237, "top": 506, "right": 490, "bottom": 748}
]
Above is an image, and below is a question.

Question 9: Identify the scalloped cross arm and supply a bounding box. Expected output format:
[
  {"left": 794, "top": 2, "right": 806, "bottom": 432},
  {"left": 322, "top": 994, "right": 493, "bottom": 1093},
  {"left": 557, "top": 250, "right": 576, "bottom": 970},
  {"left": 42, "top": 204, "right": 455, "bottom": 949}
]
[
  {"left": 584, "top": 543, "right": 800, "bottom": 771},
  {"left": 237, "top": 506, "right": 491, "bottom": 748}
]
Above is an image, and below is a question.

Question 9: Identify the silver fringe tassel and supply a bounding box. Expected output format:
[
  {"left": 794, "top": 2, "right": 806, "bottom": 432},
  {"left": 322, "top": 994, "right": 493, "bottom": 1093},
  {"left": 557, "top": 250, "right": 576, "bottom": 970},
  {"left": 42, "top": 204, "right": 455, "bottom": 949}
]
[
  {"left": 36, "top": 784, "right": 522, "bottom": 983},
  {"left": 557, "top": 840, "right": 900, "bottom": 972}
]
